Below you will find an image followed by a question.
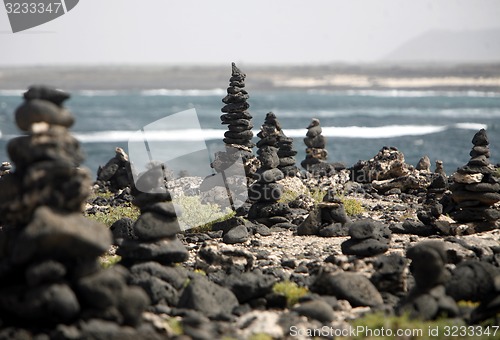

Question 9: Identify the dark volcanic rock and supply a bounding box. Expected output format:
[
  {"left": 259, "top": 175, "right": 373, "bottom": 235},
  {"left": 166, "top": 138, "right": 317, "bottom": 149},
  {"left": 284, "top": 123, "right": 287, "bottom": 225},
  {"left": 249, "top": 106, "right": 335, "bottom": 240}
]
[
  {"left": 11, "top": 207, "right": 111, "bottom": 265},
  {"left": 293, "top": 299, "right": 335, "bottom": 322},
  {"left": 223, "top": 225, "right": 250, "bottom": 244},
  {"left": 178, "top": 276, "right": 238, "bottom": 319},
  {"left": 312, "top": 271, "right": 384, "bottom": 307},
  {"left": 397, "top": 241, "right": 458, "bottom": 320},
  {"left": 224, "top": 271, "right": 278, "bottom": 303}
]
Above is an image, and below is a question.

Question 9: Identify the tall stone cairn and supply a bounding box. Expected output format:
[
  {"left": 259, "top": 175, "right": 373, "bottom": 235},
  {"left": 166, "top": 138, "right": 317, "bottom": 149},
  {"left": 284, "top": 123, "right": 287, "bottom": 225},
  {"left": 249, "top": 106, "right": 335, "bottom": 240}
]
[
  {"left": 0, "top": 86, "right": 149, "bottom": 332},
  {"left": 301, "top": 118, "right": 328, "bottom": 170},
  {"left": 211, "top": 62, "right": 259, "bottom": 178},
  {"left": 449, "top": 129, "right": 500, "bottom": 225},
  {"left": 248, "top": 113, "right": 291, "bottom": 226}
]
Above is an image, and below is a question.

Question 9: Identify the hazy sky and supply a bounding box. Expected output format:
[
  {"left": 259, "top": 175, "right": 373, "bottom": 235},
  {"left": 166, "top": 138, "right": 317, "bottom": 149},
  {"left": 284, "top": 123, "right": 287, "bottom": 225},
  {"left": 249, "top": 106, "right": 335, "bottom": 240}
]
[{"left": 0, "top": 0, "right": 499, "bottom": 65}]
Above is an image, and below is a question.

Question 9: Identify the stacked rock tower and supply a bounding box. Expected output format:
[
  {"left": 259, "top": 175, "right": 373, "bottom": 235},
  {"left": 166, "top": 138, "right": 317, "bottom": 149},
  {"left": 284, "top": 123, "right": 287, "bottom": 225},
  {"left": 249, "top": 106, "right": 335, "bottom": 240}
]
[
  {"left": 449, "top": 129, "right": 500, "bottom": 225},
  {"left": 0, "top": 87, "right": 148, "bottom": 330},
  {"left": 211, "top": 63, "right": 258, "bottom": 178},
  {"left": 269, "top": 112, "right": 299, "bottom": 177},
  {"left": 248, "top": 113, "right": 291, "bottom": 226},
  {"left": 301, "top": 118, "right": 328, "bottom": 170},
  {"left": 117, "top": 165, "right": 189, "bottom": 266}
]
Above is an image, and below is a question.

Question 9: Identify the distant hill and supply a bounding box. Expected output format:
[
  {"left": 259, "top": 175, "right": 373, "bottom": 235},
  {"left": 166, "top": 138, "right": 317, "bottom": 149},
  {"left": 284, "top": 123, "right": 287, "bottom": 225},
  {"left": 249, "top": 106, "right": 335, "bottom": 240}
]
[{"left": 385, "top": 28, "right": 500, "bottom": 63}]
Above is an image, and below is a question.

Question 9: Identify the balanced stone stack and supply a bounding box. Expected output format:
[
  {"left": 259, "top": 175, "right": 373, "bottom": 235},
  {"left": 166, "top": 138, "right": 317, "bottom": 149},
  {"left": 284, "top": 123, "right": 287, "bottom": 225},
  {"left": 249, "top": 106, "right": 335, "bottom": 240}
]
[
  {"left": 117, "top": 165, "right": 189, "bottom": 267},
  {"left": 449, "top": 129, "right": 500, "bottom": 225},
  {"left": 301, "top": 118, "right": 328, "bottom": 170},
  {"left": 341, "top": 219, "right": 391, "bottom": 257},
  {"left": 261, "top": 112, "right": 299, "bottom": 177},
  {"left": 297, "top": 192, "right": 351, "bottom": 237},
  {"left": 96, "top": 147, "right": 133, "bottom": 192},
  {"left": 248, "top": 116, "right": 291, "bottom": 226},
  {"left": 0, "top": 86, "right": 149, "bottom": 332},
  {"left": 397, "top": 241, "right": 458, "bottom": 320},
  {"left": 211, "top": 62, "right": 258, "bottom": 178}
]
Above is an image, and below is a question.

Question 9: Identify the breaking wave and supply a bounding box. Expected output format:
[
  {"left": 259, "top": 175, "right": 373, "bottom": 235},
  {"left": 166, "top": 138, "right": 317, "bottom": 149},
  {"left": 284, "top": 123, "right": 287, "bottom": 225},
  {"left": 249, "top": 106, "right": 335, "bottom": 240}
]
[
  {"left": 307, "top": 89, "right": 500, "bottom": 98},
  {"left": 140, "top": 88, "right": 226, "bottom": 96},
  {"left": 65, "top": 123, "right": 487, "bottom": 143}
]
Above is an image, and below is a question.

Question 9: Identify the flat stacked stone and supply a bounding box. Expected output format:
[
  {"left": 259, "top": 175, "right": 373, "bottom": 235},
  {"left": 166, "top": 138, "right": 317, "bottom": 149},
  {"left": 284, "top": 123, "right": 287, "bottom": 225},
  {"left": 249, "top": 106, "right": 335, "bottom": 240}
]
[
  {"left": 211, "top": 63, "right": 258, "bottom": 178},
  {"left": 248, "top": 115, "right": 291, "bottom": 226},
  {"left": 397, "top": 241, "right": 458, "bottom": 320},
  {"left": 117, "top": 166, "right": 188, "bottom": 266},
  {"left": 0, "top": 86, "right": 149, "bottom": 332},
  {"left": 301, "top": 118, "right": 328, "bottom": 171},
  {"left": 449, "top": 129, "right": 500, "bottom": 224}
]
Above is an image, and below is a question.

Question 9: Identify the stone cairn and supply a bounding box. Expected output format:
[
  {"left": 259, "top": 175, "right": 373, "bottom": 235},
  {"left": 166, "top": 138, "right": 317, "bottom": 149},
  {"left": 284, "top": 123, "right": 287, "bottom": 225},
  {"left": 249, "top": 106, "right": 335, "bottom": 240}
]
[
  {"left": 248, "top": 114, "right": 291, "bottom": 227},
  {"left": 297, "top": 191, "right": 351, "bottom": 237},
  {"left": 341, "top": 219, "right": 391, "bottom": 257},
  {"left": 116, "top": 165, "right": 189, "bottom": 267},
  {"left": 262, "top": 112, "right": 299, "bottom": 177},
  {"left": 397, "top": 241, "right": 458, "bottom": 320},
  {"left": 113, "top": 166, "right": 190, "bottom": 311},
  {"left": 448, "top": 129, "right": 500, "bottom": 226},
  {"left": 0, "top": 86, "right": 149, "bottom": 333},
  {"left": 96, "top": 147, "right": 133, "bottom": 192},
  {"left": 211, "top": 62, "right": 259, "bottom": 180},
  {"left": 301, "top": 118, "right": 328, "bottom": 171}
]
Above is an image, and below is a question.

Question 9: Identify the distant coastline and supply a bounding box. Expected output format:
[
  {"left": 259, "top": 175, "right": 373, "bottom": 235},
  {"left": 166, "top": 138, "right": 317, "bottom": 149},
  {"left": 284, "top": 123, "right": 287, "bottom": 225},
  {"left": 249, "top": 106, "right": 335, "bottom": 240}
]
[{"left": 1, "top": 63, "right": 500, "bottom": 92}]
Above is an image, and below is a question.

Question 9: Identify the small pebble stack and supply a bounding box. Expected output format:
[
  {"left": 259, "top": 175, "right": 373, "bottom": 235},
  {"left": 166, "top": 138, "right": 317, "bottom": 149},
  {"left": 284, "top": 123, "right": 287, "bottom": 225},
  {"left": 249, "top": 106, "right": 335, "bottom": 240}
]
[
  {"left": 301, "top": 118, "right": 328, "bottom": 171},
  {"left": 449, "top": 129, "right": 500, "bottom": 225}
]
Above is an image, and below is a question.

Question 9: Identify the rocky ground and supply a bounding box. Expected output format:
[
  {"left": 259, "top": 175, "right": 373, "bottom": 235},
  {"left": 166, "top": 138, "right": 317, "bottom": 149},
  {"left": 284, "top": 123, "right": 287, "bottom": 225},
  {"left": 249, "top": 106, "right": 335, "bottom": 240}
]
[
  {"left": 81, "top": 167, "right": 500, "bottom": 340},
  {"left": 0, "top": 85, "right": 499, "bottom": 339}
]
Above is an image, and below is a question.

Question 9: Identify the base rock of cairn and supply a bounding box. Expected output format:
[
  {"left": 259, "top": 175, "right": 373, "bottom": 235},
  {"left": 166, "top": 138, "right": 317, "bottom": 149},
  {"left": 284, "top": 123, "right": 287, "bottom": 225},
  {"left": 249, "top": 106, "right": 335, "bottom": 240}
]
[
  {"left": 447, "top": 129, "right": 500, "bottom": 228},
  {"left": 341, "top": 219, "right": 391, "bottom": 257},
  {"left": 0, "top": 86, "right": 150, "bottom": 336},
  {"left": 301, "top": 118, "right": 329, "bottom": 172},
  {"left": 211, "top": 63, "right": 259, "bottom": 179},
  {"left": 248, "top": 114, "right": 292, "bottom": 227},
  {"left": 396, "top": 241, "right": 458, "bottom": 320},
  {"left": 297, "top": 192, "right": 351, "bottom": 237}
]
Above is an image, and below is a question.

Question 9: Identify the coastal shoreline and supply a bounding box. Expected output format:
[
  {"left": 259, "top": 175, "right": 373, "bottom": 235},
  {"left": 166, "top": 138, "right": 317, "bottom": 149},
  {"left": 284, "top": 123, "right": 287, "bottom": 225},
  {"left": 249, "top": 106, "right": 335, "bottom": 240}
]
[{"left": 1, "top": 63, "right": 500, "bottom": 92}]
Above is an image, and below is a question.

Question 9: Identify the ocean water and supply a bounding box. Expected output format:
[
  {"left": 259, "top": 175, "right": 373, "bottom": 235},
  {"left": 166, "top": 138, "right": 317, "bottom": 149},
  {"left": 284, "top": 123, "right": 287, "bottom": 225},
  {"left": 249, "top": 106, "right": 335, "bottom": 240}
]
[{"left": 1, "top": 88, "right": 499, "bottom": 178}]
